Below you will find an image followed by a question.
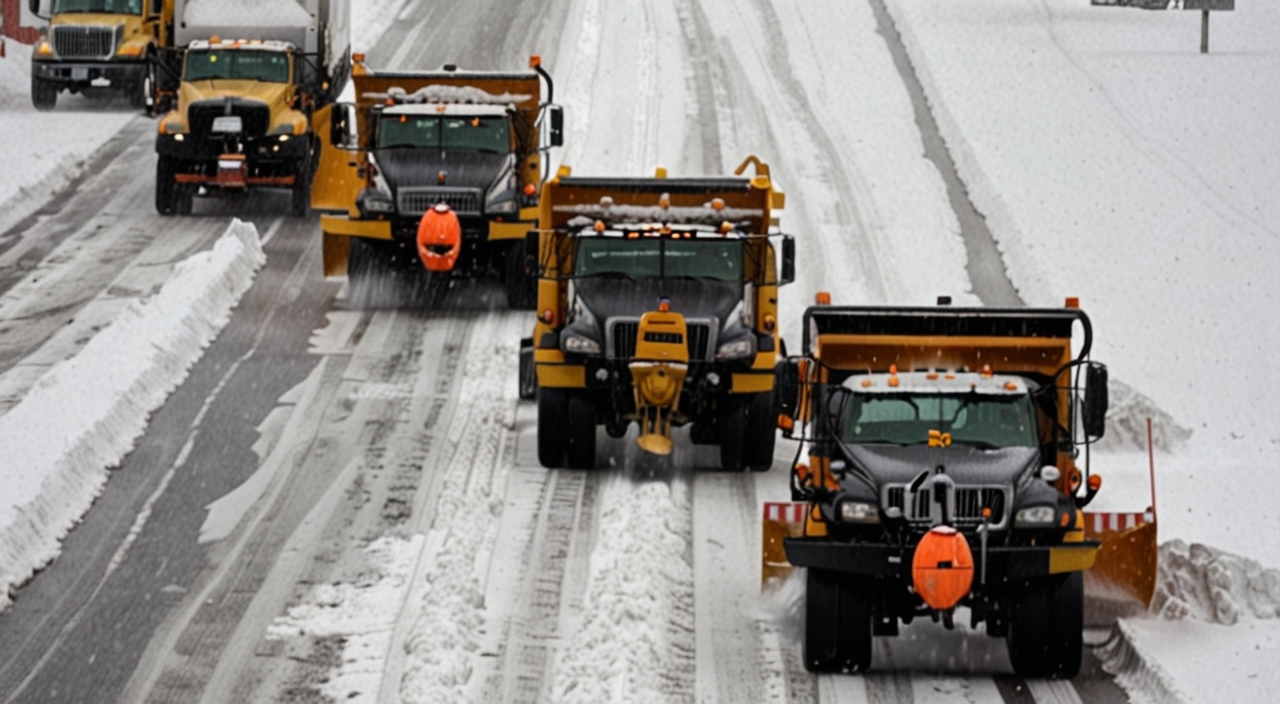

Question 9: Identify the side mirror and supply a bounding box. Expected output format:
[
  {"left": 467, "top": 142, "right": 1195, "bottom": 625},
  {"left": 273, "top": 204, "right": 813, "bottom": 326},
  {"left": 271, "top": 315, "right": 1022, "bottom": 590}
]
[
  {"left": 779, "top": 235, "right": 795, "bottom": 285},
  {"left": 30, "top": 0, "right": 46, "bottom": 16},
  {"left": 546, "top": 105, "right": 564, "bottom": 147},
  {"left": 330, "top": 102, "right": 357, "bottom": 149},
  {"left": 1083, "top": 363, "right": 1108, "bottom": 439}
]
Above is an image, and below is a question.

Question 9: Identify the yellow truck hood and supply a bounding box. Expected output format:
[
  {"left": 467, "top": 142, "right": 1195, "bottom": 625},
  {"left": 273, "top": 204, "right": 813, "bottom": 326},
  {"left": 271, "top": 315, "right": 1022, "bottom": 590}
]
[{"left": 179, "top": 80, "right": 293, "bottom": 110}]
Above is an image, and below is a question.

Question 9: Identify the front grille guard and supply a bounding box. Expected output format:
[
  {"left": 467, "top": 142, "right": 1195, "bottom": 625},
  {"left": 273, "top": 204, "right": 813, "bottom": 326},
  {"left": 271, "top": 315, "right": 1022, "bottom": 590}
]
[
  {"left": 397, "top": 187, "right": 482, "bottom": 217},
  {"left": 606, "top": 317, "right": 717, "bottom": 362},
  {"left": 882, "top": 483, "right": 1011, "bottom": 531},
  {"left": 51, "top": 25, "right": 119, "bottom": 60}
]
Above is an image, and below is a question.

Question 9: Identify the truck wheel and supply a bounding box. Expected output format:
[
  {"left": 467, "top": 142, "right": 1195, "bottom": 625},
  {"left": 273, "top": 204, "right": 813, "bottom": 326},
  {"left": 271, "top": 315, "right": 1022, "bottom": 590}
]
[
  {"left": 565, "top": 393, "right": 596, "bottom": 469},
  {"left": 31, "top": 76, "right": 57, "bottom": 112},
  {"left": 803, "top": 569, "right": 873, "bottom": 673},
  {"left": 1006, "top": 572, "right": 1083, "bottom": 679},
  {"left": 718, "top": 400, "right": 745, "bottom": 471},
  {"left": 504, "top": 243, "right": 536, "bottom": 310},
  {"left": 537, "top": 388, "right": 569, "bottom": 468},
  {"left": 744, "top": 390, "right": 776, "bottom": 471},
  {"left": 155, "top": 156, "right": 177, "bottom": 216}
]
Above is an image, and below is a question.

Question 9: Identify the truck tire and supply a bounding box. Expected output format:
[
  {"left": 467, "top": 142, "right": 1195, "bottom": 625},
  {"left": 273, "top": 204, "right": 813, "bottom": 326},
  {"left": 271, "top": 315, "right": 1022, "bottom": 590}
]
[
  {"left": 744, "top": 390, "right": 776, "bottom": 471},
  {"left": 718, "top": 400, "right": 745, "bottom": 471},
  {"left": 803, "top": 569, "right": 873, "bottom": 673},
  {"left": 155, "top": 156, "right": 178, "bottom": 216},
  {"left": 1006, "top": 572, "right": 1083, "bottom": 679},
  {"left": 537, "top": 387, "right": 569, "bottom": 468},
  {"left": 31, "top": 75, "right": 57, "bottom": 112},
  {"left": 565, "top": 392, "right": 596, "bottom": 469},
  {"left": 504, "top": 243, "right": 536, "bottom": 310}
]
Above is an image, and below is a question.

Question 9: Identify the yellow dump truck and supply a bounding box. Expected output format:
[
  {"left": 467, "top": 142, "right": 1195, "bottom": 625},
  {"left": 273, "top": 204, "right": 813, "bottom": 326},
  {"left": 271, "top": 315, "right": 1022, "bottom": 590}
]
[
  {"left": 312, "top": 56, "right": 563, "bottom": 307},
  {"left": 153, "top": 0, "right": 350, "bottom": 216},
  {"left": 767, "top": 299, "right": 1155, "bottom": 678},
  {"left": 28, "top": 0, "right": 176, "bottom": 111},
  {"left": 519, "top": 158, "right": 794, "bottom": 470}
]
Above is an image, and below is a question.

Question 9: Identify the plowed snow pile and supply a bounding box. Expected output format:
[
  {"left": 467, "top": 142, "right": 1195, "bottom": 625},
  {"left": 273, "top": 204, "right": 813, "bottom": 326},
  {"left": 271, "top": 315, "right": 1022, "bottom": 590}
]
[
  {"left": 1098, "top": 542, "right": 1280, "bottom": 704},
  {"left": 0, "top": 221, "right": 265, "bottom": 611}
]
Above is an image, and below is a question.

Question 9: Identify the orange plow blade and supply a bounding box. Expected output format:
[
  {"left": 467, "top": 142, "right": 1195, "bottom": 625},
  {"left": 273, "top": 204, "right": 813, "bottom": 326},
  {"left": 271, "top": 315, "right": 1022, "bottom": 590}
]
[
  {"left": 762, "top": 502, "right": 807, "bottom": 586},
  {"left": 1083, "top": 510, "right": 1157, "bottom": 610}
]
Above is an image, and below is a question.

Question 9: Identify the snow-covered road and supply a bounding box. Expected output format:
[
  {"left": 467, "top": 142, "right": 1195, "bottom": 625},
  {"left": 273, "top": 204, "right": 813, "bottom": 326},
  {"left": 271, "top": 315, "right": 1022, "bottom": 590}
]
[{"left": 2, "top": 0, "right": 1278, "bottom": 702}]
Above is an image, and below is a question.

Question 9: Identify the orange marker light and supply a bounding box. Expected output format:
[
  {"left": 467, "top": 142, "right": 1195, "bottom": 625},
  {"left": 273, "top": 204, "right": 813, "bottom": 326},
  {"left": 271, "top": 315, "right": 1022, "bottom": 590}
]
[
  {"left": 888, "top": 376, "right": 900, "bottom": 388},
  {"left": 861, "top": 379, "right": 873, "bottom": 388},
  {"left": 524, "top": 183, "right": 537, "bottom": 197},
  {"left": 1005, "top": 382, "right": 1018, "bottom": 391},
  {"left": 1065, "top": 296, "right": 1080, "bottom": 309},
  {"left": 540, "top": 308, "right": 555, "bottom": 324},
  {"left": 777, "top": 414, "right": 794, "bottom": 431},
  {"left": 710, "top": 197, "right": 725, "bottom": 211},
  {"left": 658, "top": 299, "right": 671, "bottom": 313},
  {"left": 981, "top": 364, "right": 993, "bottom": 378},
  {"left": 763, "top": 313, "right": 776, "bottom": 332},
  {"left": 352, "top": 53, "right": 366, "bottom": 63},
  {"left": 1088, "top": 474, "right": 1102, "bottom": 490},
  {"left": 529, "top": 55, "right": 542, "bottom": 68},
  {"left": 815, "top": 292, "right": 831, "bottom": 305}
]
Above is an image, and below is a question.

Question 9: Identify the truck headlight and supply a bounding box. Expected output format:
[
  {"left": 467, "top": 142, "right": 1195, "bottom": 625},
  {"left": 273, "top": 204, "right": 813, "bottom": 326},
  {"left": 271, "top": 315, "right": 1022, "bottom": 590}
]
[
  {"left": 562, "top": 334, "right": 600, "bottom": 355},
  {"left": 486, "top": 199, "right": 518, "bottom": 214},
  {"left": 716, "top": 337, "right": 754, "bottom": 360},
  {"left": 358, "top": 188, "right": 395, "bottom": 215},
  {"left": 838, "top": 501, "right": 879, "bottom": 524},
  {"left": 1014, "top": 505, "right": 1056, "bottom": 527}
]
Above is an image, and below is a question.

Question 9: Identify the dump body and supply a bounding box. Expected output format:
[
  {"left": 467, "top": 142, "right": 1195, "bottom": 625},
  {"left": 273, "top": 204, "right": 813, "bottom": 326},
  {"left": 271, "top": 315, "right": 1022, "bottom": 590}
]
[
  {"left": 524, "top": 159, "right": 794, "bottom": 470},
  {"left": 28, "top": 0, "right": 177, "bottom": 110},
  {"left": 152, "top": 0, "right": 350, "bottom": 217},
  {"left": 313, "top": 57, "right": 559, "bottom": 306},
  {"left": 774, "top": 304, "right": 1126, "bottom": 678}
]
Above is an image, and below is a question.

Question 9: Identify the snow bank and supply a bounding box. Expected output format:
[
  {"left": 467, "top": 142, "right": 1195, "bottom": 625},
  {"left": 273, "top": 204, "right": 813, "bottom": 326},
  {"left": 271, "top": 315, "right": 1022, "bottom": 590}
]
[
  {"left": 550, "top": 479, "right": 695, "bottom": 703},
  {"left": 0, "top": 220, "right": 265, "bottom": 612}
]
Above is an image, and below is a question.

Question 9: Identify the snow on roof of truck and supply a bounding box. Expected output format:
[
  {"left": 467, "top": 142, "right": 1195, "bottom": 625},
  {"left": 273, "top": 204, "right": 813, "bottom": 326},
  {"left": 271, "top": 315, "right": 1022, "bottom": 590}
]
[
  {"left": 844, "top": 370, "right": 1028, "bottom": 395},
  {"left": 182, "top": 0, "right": 312, "bottom": 29},
  {"left": 558, "top": 203, "right": 764, "bottom": 228},
  {"left": 363, "top": 85, "right": 532, "bottom": 106},
  {"left": 186, "top": 39, "right": 296, "bottom": 53},
  {"left": 380, "top": 104, "right": 510, "bottom": 117}
]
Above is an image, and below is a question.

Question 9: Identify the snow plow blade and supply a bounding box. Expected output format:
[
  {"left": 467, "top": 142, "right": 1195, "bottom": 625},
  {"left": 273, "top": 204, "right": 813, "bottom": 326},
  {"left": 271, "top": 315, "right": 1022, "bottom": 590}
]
[
  {"left": 761, "top": 502, "right": 806, "bottom": 586},
  {"left": 1083, "top": 511, "right": 1157, "bottom": 609}
]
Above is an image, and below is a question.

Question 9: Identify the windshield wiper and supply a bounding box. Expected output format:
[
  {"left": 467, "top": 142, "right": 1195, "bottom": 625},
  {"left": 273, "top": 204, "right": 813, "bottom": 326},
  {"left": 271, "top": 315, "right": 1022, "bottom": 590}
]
[
  {"left": 949, "top": 439, "right": 1001, "bottom": 450},
  {"left": 580, "top": 271, "right": 637, "bottom": 282}
]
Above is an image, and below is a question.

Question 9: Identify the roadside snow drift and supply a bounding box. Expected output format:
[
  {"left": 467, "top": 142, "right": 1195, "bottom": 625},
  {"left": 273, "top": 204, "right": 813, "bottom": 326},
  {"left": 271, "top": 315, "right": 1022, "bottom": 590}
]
[{"left": 0, "top": 220, "right": 265, "bottom": 611}]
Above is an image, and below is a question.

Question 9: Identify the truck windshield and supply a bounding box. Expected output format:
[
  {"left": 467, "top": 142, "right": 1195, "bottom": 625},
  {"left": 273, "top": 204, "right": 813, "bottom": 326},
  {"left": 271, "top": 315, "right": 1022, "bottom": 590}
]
[
  {"left": 376, "top": 115, "right": 510, "bottom": 153},
  {"left": 184, "top": 51, "right": 291, "bottom": 84},
  {"left": 841, "top": 393, "right": 1038, "bottom": 449},
  {"left": 575, "top": 238, "right": 743, "bottom": 282},
  {"left": 53, "top": 0, "right": 141, "bottom": 13}
]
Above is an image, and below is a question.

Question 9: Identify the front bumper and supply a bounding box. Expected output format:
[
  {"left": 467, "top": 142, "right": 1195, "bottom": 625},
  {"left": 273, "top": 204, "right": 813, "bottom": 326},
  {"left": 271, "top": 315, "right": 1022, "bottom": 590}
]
[
  {"left": 31, "top": 59, "right": 146, "bottom": 90},
  {"left": 783, "top": 536, "right": 1099, "bottom": 583},
  {"left": 155, "top": 132, "right": 311, "bottom": 164}
]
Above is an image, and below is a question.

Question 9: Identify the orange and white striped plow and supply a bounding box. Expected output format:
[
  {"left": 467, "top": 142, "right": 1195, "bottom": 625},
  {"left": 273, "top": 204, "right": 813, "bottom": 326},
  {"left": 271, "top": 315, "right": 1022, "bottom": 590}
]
[
  {"left": 1082, "top": 509, "right": 1157, "bottom": 608},
  {"left": 762, "top": 502, "right": 808, "bottom": 586}
]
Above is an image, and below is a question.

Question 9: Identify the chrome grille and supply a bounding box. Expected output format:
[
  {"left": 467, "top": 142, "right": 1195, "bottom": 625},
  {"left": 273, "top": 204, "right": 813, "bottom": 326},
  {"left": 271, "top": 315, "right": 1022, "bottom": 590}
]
[
  {"left": 607, "top": 318, "right": 715, "bottom": 361},
  {"left": 883, "top": 484, "right": 1009, "bottom": 529},
  {"left": 52, "top": 25, "right": 118, "bottom": 60},
  {"left": 397, "top": 188, "right": 481, "bottom": 216}
]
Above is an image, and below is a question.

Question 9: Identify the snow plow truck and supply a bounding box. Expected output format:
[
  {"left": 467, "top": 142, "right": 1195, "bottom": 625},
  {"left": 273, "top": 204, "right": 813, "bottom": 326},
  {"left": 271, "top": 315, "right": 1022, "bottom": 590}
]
[
  {"left": 28, "top": 0, "right": 177, "bottom": 111},
  {"left": 153, "top": 0, "right": 351, "bottom": 216},
  {"left": 311, "top": 55, "right": 564, "bottom": 307},
  {"left": 519, "top": 157, "right": 795, "bottom": 471},
  {"left": 764, "top": 299, "right": 1157, "bottom": 678}
]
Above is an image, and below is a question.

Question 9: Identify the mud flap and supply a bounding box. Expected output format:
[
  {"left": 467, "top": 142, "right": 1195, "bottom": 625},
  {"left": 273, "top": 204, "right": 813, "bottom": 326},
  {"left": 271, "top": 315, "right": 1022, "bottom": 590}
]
[{"left": 762, "top": 502, "right": 807, "bottom": 586}]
